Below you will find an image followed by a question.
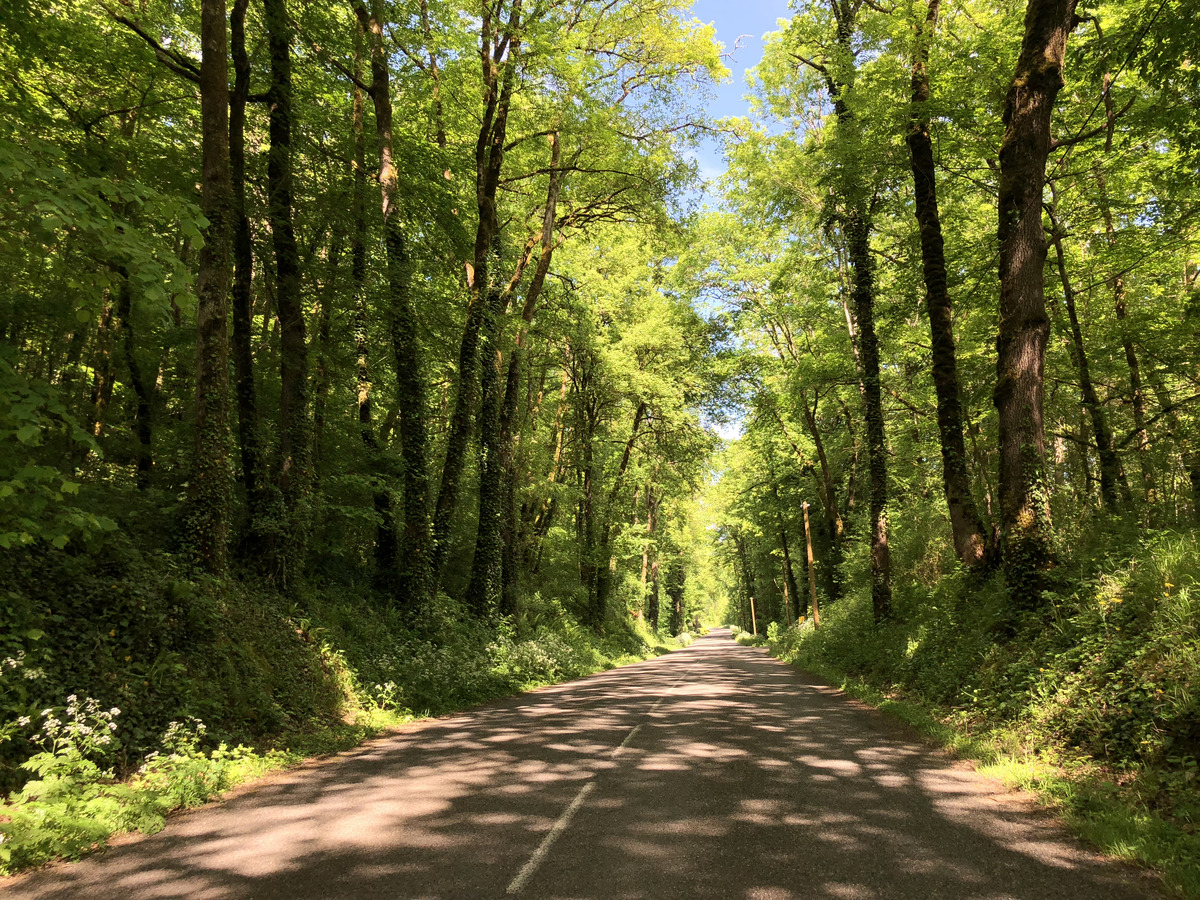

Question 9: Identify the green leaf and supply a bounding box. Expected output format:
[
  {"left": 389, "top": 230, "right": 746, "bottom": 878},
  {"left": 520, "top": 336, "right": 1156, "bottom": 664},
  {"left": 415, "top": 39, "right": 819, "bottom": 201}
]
[{"left": 15, "top": 424, "right": 40, "bottom": 444}]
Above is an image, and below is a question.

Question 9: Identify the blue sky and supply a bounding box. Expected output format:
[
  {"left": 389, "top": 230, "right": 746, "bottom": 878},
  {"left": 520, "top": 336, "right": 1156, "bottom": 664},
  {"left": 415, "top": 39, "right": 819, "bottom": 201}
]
[
  {"left": 688, "top": 0, "right": 791, "bottom": 190},
  {"left": 681, "top": 0, "right": 791, "bottom": 441}
]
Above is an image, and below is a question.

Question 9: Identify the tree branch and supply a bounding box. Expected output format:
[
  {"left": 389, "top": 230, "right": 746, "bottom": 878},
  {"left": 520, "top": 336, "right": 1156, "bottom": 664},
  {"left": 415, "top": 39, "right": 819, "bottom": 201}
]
[{"left": 106, "top": 11, "right": 201, "bottom": 83}]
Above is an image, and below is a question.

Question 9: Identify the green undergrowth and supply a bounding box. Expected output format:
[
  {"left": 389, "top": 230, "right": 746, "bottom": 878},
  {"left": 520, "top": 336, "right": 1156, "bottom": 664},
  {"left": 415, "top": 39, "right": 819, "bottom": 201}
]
[
  {"left": 766, "top": 523, "right": 1200, "bottom": 897},
  {"left": 729, "top": 624, "right": 767, "bottom": 646},
  {"left": 0, "top": 539, "right": 669, "bottom": 875}
]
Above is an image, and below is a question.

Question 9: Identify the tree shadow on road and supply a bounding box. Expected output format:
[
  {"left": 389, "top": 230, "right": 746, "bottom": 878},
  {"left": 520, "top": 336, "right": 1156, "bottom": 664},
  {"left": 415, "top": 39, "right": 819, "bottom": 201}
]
[{"left": 1, "top": 633, "right": 1165, "bottom": 900}]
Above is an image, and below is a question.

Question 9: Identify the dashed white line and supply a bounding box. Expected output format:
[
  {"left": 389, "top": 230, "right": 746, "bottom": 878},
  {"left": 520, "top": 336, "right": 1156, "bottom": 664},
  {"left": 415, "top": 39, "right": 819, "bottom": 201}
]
[
  {"left": 648, "top": 665, "right": 695, "bottom": 714},
  {"left": 506, "top": 781, "right": 596, "bottom": 895},
  {"left": 506, "top": 656, "right": 701, "bottom": 893},
  {"left": 612, "top": 723, "right": 642, "bottom": 757}
]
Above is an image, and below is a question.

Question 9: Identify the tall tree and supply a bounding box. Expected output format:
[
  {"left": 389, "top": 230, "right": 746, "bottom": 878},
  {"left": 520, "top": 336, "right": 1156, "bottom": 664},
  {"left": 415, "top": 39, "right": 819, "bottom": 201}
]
[
  {"left": 265, "top": 0, "right": 311, "bottom": 583},
  {"left": 228, "top": 0, "right": 266, "bottom": 537},
  {"left": 432, "top": 0, "right": 522, "bottom": 592},
  {"left": 182, "top": 0, "right": 235, "bottom": 574},
  {"left": 793, "top": 0, "right": 893, "bottom": 621},
  {"left": 905, "top": 0, "right": 991, "bottom": 569},
  {"left": 993, "top": 0, "right": 1078, "bottom": 606},
  {"left": 354, "top": 0, "right": 432, "bottom": 610}
]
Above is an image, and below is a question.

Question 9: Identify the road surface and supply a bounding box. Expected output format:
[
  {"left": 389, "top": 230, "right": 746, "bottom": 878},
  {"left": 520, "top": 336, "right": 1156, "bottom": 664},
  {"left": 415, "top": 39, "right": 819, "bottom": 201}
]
[{"left": 1, "top": 628, "right": 1161, "bottom": 899}]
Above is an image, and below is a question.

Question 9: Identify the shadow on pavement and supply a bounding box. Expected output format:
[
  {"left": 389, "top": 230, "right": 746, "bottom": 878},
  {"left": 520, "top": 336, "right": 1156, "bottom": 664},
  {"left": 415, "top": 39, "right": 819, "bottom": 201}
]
[{"left": 0, "top": 630, "right": 1163, "bottom": 900}]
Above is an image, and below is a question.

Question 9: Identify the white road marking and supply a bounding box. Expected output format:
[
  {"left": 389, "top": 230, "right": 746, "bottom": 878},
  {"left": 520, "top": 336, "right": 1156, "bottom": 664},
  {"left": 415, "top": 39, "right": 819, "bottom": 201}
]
[
  {"left": 507, "top": 655, "right": 703, "bottom": 893},
  {"left": 612, "top": 723, "right": 642, "bottom": 757},
  {"left": 648, "top": 665, "right": 694, "bottom": 713},
  {"left": 506, "top": 781, "right": 596, "bottom": 895}
]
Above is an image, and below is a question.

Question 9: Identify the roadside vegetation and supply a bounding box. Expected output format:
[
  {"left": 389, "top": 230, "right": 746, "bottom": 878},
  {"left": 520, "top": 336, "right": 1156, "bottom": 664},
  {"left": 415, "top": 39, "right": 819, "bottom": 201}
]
[
  {"left": 756, "top": 524, "right": 1200, "bottom": 896},
  {"left": 0, "top": 547, "right": 683, "bottom": 872}
]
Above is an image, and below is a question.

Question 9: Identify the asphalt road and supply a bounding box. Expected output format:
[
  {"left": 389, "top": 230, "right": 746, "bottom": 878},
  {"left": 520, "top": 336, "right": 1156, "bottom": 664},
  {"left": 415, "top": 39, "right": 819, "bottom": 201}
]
[{"left": 1, "top": 628, "right": 1162, "bottom": 899}]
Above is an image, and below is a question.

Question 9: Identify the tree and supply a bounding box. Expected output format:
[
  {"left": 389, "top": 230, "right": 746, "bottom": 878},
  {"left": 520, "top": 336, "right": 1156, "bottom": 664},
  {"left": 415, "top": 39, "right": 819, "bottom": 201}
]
[
  {"left": 905, "top": 0, "right": 991, "bottom": 569},
  {"left": 993, "top": 0, "right": 1079, "bottom": 607},
  {"left": 182, "top": 0, "right": 235, "bottom": 575}
]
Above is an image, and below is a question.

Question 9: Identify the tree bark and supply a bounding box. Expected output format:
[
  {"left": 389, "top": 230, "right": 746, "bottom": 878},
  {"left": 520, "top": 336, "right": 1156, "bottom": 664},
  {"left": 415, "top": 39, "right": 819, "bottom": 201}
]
[
  {"left": 116, "top": 268, "right": 153, "bottom": 489},
  {"left": 1096, "top": 72, "right": 1154, "bottom": 506},
  {"left": 465, "top": 290, "right": 507, "bottom": 615},
  {"left": 795, "top": 395, "right": 844, "bottom": 598},
  {"left": 431, "top": 0, "right": 522, "bottom": 590},
  {"left": 184, "top": 0, "right": 234, "bottom": 574},
  {"left": 906, "top": 0, "right": 991, "bottom": 569},
  {"left": 733, "top": 531, "right": 756, "bottom": 634},
  {"left": 497, "top": 135, "right": 563, "bottom": 613},
  {"left": 265, "top": 0, "right": 311, "bottom": 584},
  {"left": 993, "top": 0, "right": 1077, "bottom": 607},
  {"left": 846, "top": 211, "right": 892, "bottom": 623},
  {"left": 88, "top": 297, "right": 115, "bottom": 439},
  {"left": 667, "top": 559, "right": 685, "bottom": 636},
  {"left": 347, "top": 37, "right": 398, "bottom": 591},
  {"left": 357, "top": 0, "right": 432, "bottom": 610},
  {"left": 228, "top": 0, "right": 265, "bottom": 534},
  {"left": 822, "top": 0, "right": 890, "bottom": 621},
  {"left": 312, "top": 223, "right": 342, "bottom": 468},
  {"left": 1046, "top": 200, "right": 1127, "bottom": 510},
  {"left": 646, "top": 484, "right": 660, "bottom": 630},
  {"left": 588, "top": 400, "right": 646, "bottom": 628}
]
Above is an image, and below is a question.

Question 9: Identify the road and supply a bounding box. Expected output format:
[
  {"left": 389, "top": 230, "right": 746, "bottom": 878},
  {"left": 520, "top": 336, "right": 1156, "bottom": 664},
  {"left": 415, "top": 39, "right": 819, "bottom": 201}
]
[{"left": 1, "top": 628, "right": 1161, "bottom": 899}]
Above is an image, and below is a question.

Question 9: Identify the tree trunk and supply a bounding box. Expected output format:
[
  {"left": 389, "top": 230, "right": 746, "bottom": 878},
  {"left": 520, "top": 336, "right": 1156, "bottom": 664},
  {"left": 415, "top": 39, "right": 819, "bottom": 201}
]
[
  {"left": 184, "top": 0, "right": 234, "bottom": 575},
  {"left": 312, "top": 223, "right": 342, "bottom": 467},
  {"left": 993, "top": 0, "right": 1077, "bottom": 607},
  {"left": 465, "top": 290, "right": 506, "bottom": 616},
  {"left": 265, "top": 0, "right": 310, "bottom": 585},
  {"left": 431, "top": 3, "right": 522, "bottom": 590},
  {"left": 797, "top": 395, "right": 844, "bottom": 598},
  {"left": 847, "top": 211, "right": 892, "bottom": 622},
  {"left": 579, "top": 412, "right": 599, "bottom": 622},
  {"left": 229, "top": 0, "right": 265, "bottom": 527},
  {"left": 906, "top": 0, "right": 991, "bottom": 569},
  {"left": 497, "top": 135, "right": 563, "bottom": 612},
  {"left": 116, "top": 268, "right": 153, "bottom": 488},
  {"left": 667, "top": 560, "right": 685, "bottom": 636},
  {"left": 734, "top": 532, "right": 756, "bottom": 634},
  {"left": 357, "top": 0, "right": 431, "bottom": 610},
  {"left": 88, "top": 297, "right": 115, "bottom": 439},
  {"left": 589, "top": 400, "right": 646, "bottom": 628},
  {"left": 347, "top": 39, "right": 398, "bottom": 592},
  {"left": 1096, "top": 72, "right": 1154, "bottom": 506},
  {"left": 646, "top": 485, "right": 660, "bottom": 630},
  {"left": 824, "top": 0, "right": 890, "bottom": 621},
  {"left": 1047, "top": 201, "right": 1126, "bottom": 510}
]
